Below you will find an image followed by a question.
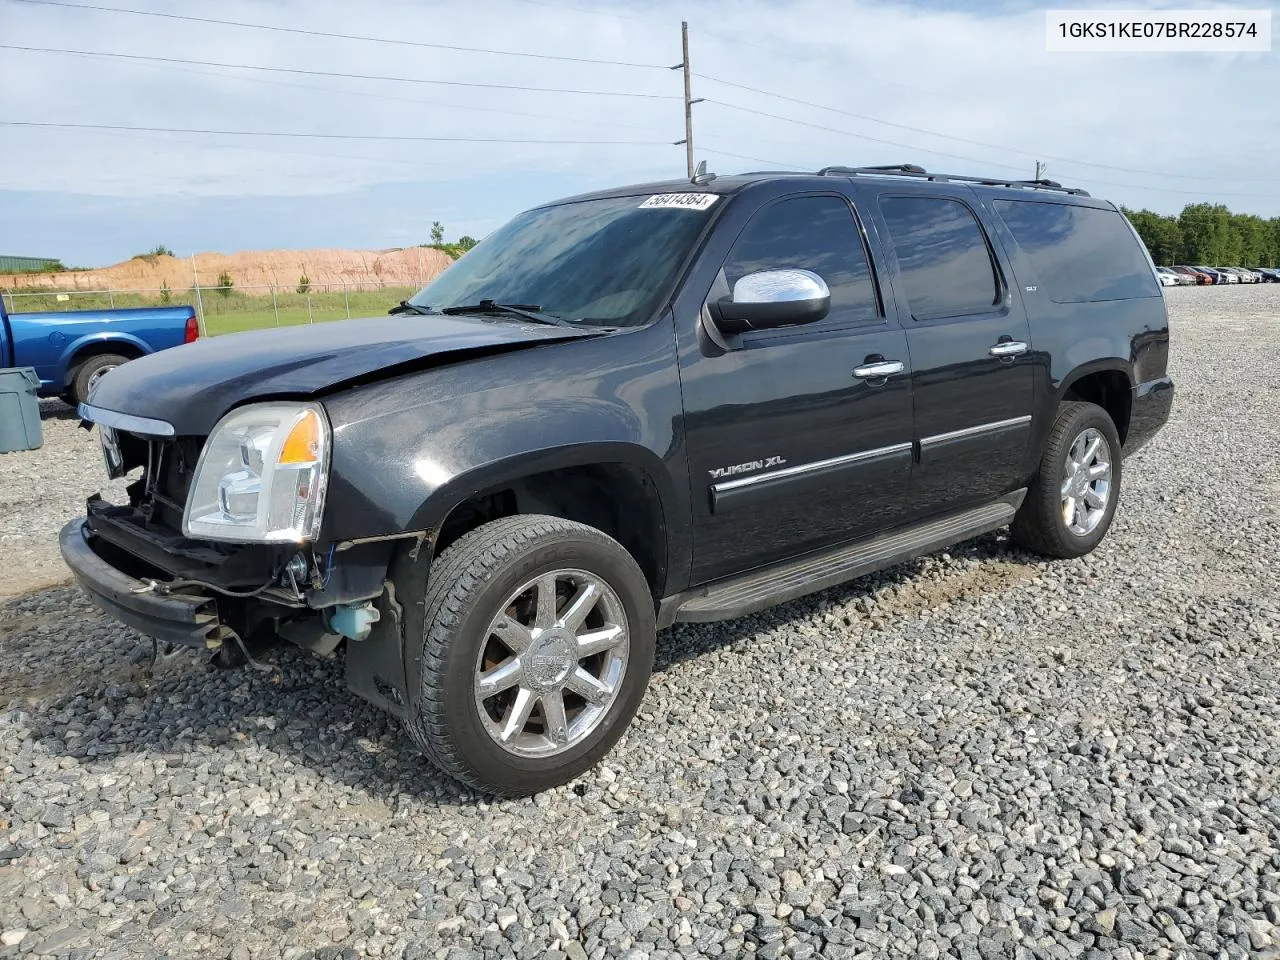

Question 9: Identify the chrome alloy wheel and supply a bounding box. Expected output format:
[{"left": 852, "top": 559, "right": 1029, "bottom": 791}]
[
  {"left": 473, "top": 569, "right": 630, "bottom": 759},
  {"left": 1061, "top": 427, "right": 1112, "bottom": 536},
  {"left": 86, "top": 363, "right": 118, "bottom": 396}
]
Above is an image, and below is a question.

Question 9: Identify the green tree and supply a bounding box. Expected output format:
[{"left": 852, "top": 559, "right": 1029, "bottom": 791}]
[
  {"left": 1123, "top": 208, "right": 1181, "bottom": 266},
  {"left": 456, "top": 235, "right": 478, "bottom": 252},
  {"left": 297, "top": 274, "right": 311, "bottom": 295},
  {"left": 216, "top": 271, "right": 234, "bottom": 297},
  {"left": 1236, "top": 214, "right": 1269, "bottom": 267},
  {"left": 133, "top": 244, "right": 174, "bottom": 264},
  {"left": 1177, "top": 203, "right": 1229, "bottom": 263},
  {"left": 1110, "top": 203, "right": 1280, "bottom": 268},
  {"left": 160, "top": 280, "right": 172, "bottom": 304},
  {"left": 430, "top": 221, "right": 445, "bottom": 245}
]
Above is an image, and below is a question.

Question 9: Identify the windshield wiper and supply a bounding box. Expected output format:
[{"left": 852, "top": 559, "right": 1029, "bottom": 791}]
[
  {"left": 440, "top": 299, "right": 573, "bottom": 327},
  {"left": 389, "top": 301, "right": 438, "bottom": 316}
]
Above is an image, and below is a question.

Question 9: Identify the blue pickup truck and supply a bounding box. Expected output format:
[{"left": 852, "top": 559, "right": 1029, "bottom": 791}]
[{"left": 0, "top": 297, "right": 199, "bottom": 405}]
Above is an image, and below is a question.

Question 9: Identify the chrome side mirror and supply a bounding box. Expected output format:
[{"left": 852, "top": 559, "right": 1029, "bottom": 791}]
[{"left": 708, "top": 269, "right": 831, "bottom": 333}]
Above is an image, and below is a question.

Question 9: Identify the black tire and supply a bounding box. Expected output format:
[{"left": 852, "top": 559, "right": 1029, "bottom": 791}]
[
  {"left": 401, "top": 514, "right": 656, "bottom": 797},
  {"left": 1011, "top": 401, "right": 1123, "bottom": 559},
  {"left": 71, "top": 353, "right": 130, "bottom": 406}
]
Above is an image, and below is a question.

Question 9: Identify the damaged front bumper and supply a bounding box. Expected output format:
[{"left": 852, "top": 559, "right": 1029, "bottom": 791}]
[
  {"left": 59, "top": 518, "right": 222, "bottom": 648},
  {"left": 60, "top": 495, "right": 423, "bottom": 718}
]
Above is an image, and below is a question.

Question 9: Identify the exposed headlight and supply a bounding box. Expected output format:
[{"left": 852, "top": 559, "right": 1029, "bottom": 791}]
[{"left": 183, "top": 402, "right": 330, "bottom": 543}]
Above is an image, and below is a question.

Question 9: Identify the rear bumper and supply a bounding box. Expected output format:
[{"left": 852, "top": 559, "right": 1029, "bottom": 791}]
[
  {"left": 1125, "top": 377, "right": 1174, "bottom": 457},
  {"left": 59, "top": 518, "right": 220, "bottom": 648}
]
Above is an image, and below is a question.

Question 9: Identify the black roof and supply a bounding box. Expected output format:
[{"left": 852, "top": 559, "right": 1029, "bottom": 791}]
[{"left": 552, "top": 163, "right": 1095, "bottom": 208}]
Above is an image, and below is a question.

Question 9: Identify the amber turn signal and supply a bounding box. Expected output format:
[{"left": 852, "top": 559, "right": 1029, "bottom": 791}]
[{"left": 278, "top": 410, "right": 322, "bottom": 465}]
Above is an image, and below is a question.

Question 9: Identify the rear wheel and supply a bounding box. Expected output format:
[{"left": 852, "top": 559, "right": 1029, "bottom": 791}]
[
  {"left": 72, "top": 353, "right": 130, "bottom": 405},
  {"left": 401, "top": 514, "right": 656, "bottom": 797},
  {"left": 1011, "top": 401, "right": 1122, "bottom": 559}
]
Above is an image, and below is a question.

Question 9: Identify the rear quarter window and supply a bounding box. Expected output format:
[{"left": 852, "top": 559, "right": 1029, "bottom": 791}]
[{"left": 993, "top": 199, "right": 1160, "bottom": 303}]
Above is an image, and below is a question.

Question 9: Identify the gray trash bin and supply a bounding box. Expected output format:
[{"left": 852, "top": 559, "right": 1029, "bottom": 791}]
[{"left": 0, "top": 367, "right": 44, "bottom": 453}]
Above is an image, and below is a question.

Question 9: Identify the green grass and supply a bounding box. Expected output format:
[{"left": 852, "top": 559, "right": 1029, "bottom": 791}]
[{"left": 2, "top": 286, "right": 420, "bottom": 337}]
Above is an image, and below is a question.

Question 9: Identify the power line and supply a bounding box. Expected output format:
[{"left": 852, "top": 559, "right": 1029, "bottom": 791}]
[
  {"left": 702, "top": 98, "right": 1032, "bottom": 173},
  {"left": 695, "top": 72, "right": 1280, "bottom": 184},
  {"left": 4, "top": 43, "right": 818, "bottom": 161},
  {"left": 0, "top": 45, "right": 682, "bottom": 99},
  {"left": 699, "top": 146, "right": 790, "bottom": 167},
  {"left": 37, "top": 47, "right": 665, "bottom": 135},
  {"left": 0, "top": 120, "right": 671, "bottom": 146},
  {"left": 7, "top": 0, "right": 673, "bottom": 68},
  {"left": 18, "top": 124, "right": 462, "bottom": 169},
  {"left": 507, "top": 0, "right": 653, "bottom": 23},
  {"left": 695, "top": 141, "right": 1275, "bottom": 199}
]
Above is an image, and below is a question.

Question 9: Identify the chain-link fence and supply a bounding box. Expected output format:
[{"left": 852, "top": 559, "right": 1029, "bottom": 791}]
[{"left": 1, "top": 281, "right": 422, "bottom": 337}]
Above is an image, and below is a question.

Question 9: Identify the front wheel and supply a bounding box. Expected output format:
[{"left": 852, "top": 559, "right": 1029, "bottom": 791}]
[
  {"left": 1011, "top": 401, "right": 1123, "bottom": 559},
  {"left": 401, "top": 515, "right": 656, "bottom": 797}
]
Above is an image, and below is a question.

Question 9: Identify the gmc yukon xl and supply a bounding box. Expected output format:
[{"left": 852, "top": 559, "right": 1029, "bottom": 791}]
[{"left": 60, "top": 164, "right": 1173, "bottom": 796}]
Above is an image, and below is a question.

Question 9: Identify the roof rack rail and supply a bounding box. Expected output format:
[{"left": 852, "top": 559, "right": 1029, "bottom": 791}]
[
  {"left": 816, "top": 164, "right": 1090, "bottom": 197},
  {"left": 817, "top": 163, "right": 927, "bottom": 175}
]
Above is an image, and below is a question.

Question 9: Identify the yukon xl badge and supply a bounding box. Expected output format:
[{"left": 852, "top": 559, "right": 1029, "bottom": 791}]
[{"left": 709, "top": 455, "right": 787, "bottom": 480}]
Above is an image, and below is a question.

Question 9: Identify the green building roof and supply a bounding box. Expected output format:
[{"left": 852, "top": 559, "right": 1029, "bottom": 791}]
[{"left": 0, "top": 255, "right": 63, "bottom": 272}]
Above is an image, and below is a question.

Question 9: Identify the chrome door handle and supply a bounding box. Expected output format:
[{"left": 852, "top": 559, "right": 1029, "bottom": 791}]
[
  {"left": 853, "top": 360, "right": 905, "bottom": 379},
  {"left": 989, "top": 340, "right": 1028, "bottom": 357}
]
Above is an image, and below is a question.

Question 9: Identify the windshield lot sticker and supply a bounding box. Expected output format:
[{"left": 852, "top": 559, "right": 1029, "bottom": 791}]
[{"left": 639, "top": 193, "right": 720, "bottom": 211}]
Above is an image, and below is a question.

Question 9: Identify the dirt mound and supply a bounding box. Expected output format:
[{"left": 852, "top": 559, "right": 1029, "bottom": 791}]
[{"left": 0, "top": 247, "right": 456, "bottom": 292}]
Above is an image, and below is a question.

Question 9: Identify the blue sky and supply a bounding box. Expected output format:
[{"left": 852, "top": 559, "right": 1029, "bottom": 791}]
[{"left": 2, "top": 0, "right": 1277, "bottom": 267}]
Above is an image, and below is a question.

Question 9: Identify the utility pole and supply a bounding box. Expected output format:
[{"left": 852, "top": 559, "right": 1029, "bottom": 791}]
[
  {"left": 671, "top": 22, "right": 703, "bottom": 179},
  {"left": 1034, "top": 160, "right": 1046, "bottom": 181}
]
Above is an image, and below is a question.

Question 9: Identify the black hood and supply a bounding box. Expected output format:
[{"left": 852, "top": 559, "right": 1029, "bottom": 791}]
[{"left": 87, "top": 313, "right": 601, "bottom": 435}]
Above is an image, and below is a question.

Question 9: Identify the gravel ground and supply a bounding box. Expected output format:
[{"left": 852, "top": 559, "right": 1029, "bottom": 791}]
[
  {"left": 1, "top": 286, "right": 1278, "bottom": 960},
  {"left": 0, "top": 401, "right": 130, "bottom": 599}
]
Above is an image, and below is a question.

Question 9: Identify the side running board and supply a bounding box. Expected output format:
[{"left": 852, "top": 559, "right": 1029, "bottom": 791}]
[{"left": 667, "top": 490, "right": 1025, "bottom": 625}]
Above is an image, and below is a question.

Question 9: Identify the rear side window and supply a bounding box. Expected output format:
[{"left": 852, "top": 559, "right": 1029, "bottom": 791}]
[
  {"left": 723, "top": 195, "right": 880, "bottom": 327},
  {"left": 993, "top": 200, "right": 1160, "bottom": 303},
  {"left": 879, "top": 196, "right": 1000, "bottom": 321}
]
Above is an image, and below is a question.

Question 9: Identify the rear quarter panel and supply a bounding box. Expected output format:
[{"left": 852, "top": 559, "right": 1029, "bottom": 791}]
[{"left": 969, "top": 190, "right": 1170, "bottom": 463}]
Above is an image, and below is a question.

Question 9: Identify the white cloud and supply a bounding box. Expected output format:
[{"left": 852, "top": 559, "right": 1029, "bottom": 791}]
[{"left": 1, "top": 0, "right": 1276, "bottom": 215}]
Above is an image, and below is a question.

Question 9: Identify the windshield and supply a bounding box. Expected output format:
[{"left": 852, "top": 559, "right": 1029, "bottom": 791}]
[{"left": 407, "top": 194, "right": 718, "bottom": 327}]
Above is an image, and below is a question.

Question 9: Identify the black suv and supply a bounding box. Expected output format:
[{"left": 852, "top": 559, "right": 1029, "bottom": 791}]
[{"left": 62, "top": 163, "right": 1173, "bottom": 796}]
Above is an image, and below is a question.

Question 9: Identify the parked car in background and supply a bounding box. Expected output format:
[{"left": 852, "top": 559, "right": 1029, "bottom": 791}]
[
  {"left": 1239, "top": 268, "right": 1263, "bottom": 283},
  {"left": 62, "top": 163, "right": 1173, "bottom": 796},
  {"left": 1155, "top": 267, "right": 1190, "bottom": 287},
  {"left": 1254, "top": 268, "right": 1280, "bottom": 282},
  {"left": 1172, "top": 265, "right": 1211, "bottom": 284},
  {"left": 0, "top": 297, "right": 199, "bottom": 405},
  {"left": 1191, "top": 266, "right": 1224, "bottom": 284}
]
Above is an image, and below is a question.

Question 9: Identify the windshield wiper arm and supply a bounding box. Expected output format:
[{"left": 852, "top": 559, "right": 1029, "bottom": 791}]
[
  {"left": 440, "top": 299, "right": 571, "bottom": 327},
  {"left": 389, "top": 301, "right": 438, "bottom": 316}
]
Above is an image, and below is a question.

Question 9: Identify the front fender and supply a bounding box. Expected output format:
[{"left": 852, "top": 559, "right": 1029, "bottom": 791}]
[
  {"left": 403, "top": 440, "right": 677, "bottom": 534},
  {"left": 318, "top": 320, "right": 691, "bottom": 588}
]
